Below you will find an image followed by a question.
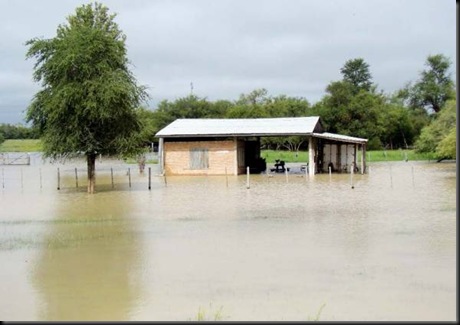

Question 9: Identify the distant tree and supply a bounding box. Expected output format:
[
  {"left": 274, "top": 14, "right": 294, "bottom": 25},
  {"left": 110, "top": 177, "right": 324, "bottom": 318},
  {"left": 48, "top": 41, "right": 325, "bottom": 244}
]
[
  {"left": 236, "top": 88, "right": 269, "bottom": 106},
  {"left": 0, "top": 132, "right": 4, "bottom": 145},
  {"left": 398, "top": 54, "right": 455, "bottom": 113},
  {"left": 151, "top": 95, "right": 225, "bottom": 135},
  {"left": 25, "top": 3, "right": 148, "bottom": 193},
  {"left": 340, "top": 58, "right": 373, "bottom": 93},
  {"left": 415, "top": 99, "right": 456, "bottom": 160},
  {"left": 226, "top": 89, "right": 270, "bottom": 118}
]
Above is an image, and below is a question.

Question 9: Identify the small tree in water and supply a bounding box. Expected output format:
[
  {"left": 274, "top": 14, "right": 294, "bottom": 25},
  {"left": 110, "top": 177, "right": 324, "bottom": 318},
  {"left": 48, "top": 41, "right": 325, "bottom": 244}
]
[{"left": 26, "top": 2, "right": 148, "bottom": 193}]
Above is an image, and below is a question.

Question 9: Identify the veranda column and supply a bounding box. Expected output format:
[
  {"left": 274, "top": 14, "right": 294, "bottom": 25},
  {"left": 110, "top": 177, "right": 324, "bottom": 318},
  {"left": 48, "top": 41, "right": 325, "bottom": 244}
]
[
  {"left": 234, "top": 137, "right": 238, "bottom": 175},
  {"left": 158, "top": 137, "right": 164, "bottom": 175},
  {"left": 361, "top": 143, "right": 366, "bottom": 174},
  {"left": 308, "top": 137, "right": 315, "bottom": 177}
]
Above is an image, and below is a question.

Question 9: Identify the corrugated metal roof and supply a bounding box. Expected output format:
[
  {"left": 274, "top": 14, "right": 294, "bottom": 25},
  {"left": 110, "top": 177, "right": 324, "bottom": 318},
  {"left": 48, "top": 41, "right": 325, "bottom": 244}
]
[
  {"left": 155, "top": 117, "right": 322, "bottom": 137},
  {"left": 312, "top": 132, "right": 368, "bottom": 144}
]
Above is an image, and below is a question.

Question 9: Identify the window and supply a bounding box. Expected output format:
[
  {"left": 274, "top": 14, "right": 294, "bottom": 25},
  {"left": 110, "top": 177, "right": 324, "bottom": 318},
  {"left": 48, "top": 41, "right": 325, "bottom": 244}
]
[{"left": 190, "top": 148, "right": 209, "bottom": 169}]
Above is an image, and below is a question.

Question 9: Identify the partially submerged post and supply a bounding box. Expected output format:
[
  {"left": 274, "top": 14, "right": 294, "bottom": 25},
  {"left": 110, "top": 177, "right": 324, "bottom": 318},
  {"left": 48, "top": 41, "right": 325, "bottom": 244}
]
[
  {"left": 246, "top": 166, "right": 250, "bottom": 189},
  {"left": 350, "top": 164, "right": 354, "bottom": 189},
  {"left": 75, "top": 167, "right": 79, "bottom": 188},
  {"left": 148, "top": 167, "right": 151, "bottom": 190},
  {"left": 57, "top": 167, "right": 60, "bottom": 190}
]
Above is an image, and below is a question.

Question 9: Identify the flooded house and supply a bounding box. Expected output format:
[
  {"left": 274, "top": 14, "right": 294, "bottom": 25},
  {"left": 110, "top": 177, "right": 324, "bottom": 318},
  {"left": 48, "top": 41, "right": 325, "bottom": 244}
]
[{"left": 155, "top": 117, "right": 368, "bottom": 176}]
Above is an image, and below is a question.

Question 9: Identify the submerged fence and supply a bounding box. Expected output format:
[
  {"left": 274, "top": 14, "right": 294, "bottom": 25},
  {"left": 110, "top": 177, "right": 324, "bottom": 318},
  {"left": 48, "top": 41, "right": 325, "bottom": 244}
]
[
  {"left": 0, "top": 161, "right": 428, "bottom": 193},
  {"left": 0, "top": 165, "right": 161, "bottom": 191},
  {"left": 0, "top": 153, "right": 31, "bottom": 165}
]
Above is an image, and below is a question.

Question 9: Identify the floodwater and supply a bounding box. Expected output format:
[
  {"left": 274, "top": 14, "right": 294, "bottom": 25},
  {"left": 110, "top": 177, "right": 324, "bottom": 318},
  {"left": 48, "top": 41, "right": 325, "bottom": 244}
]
[{"left": 0, "top": 156, "right": 456, "bottom": 321}]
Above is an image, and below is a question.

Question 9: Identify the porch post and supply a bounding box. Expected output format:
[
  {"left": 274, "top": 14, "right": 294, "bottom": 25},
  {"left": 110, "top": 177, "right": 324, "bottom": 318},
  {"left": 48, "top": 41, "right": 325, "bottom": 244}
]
[
  {"left": 308, "top": 136, "right": 315, "bottom": 176},
  {"left": 158, "top": 137, "right": 164, "bottom": 175},
  {"left": 234, "top": 137, "right": 238, "bottom": 175},
  {"left": 361, "top": 143, "right": 366, "bottom": 174}
]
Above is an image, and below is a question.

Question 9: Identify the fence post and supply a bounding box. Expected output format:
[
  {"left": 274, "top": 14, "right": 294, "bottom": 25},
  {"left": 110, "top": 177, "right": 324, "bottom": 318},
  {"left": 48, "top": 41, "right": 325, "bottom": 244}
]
[
  {"left": 57, "top": 167, "right": 60, "bottom": 190},
  {"left": 111, "top": 167, "right": 114, "bottom": 189},
  {"left": 128, "top": 168, "right": 131, "bottom": 188},
  {"left": 350, "top": 164, "right": 354, "bottom": 189},
  {"left": 148, "top": 167, "right": 151, "bottom": 190},
  {"left": 75, "top": 168, "right": 79, "bottom": 188}
]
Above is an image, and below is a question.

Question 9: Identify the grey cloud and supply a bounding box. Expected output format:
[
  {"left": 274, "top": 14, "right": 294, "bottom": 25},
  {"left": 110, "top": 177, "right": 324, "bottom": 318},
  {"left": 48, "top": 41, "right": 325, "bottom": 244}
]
[{"left": 0, "top": 0, "right": 456, "bottom": 123}]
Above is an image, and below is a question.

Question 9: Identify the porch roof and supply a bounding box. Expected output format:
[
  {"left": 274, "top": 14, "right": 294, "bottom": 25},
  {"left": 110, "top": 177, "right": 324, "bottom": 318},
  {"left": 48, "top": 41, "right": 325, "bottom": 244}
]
[{"left": 312, "top": 132, "right": 368, "bottom": 144}]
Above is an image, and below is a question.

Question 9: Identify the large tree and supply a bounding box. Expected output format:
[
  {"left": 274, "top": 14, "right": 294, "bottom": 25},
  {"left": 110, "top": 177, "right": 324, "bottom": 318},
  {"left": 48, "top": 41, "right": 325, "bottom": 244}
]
[
  {"left": 26, "top": 2, "right": 148, "bottom": 193},
  {"left": 399, "top": 54, "right": 455, "bottom": 113}
]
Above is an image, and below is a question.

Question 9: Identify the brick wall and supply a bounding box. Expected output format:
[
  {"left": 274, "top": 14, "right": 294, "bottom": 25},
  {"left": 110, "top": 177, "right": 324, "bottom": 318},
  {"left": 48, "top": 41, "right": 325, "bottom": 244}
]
[{"left": 164, "top": 140, "right": 237, "bottom": 175}]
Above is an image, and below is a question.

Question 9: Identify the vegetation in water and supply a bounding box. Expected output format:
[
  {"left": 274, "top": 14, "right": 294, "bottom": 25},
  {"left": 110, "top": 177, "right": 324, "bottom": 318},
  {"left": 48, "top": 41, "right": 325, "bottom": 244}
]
[{"left": 189, "top": 303, "right": 225, "bottom": 321}]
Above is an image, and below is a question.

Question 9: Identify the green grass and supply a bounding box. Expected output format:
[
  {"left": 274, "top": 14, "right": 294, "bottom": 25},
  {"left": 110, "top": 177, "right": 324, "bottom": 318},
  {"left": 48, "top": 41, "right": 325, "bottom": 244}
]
[
  {"left": 366, "top": 149, "right": 436, "bottom": 162},
  {"left": 261, "top": 149, "right": 308, "bottom": 163},
  {"left": 261, "top": 149, "right": 437, "bottom": 163},
  {"left": 0, "top": 139, "right": 43, "bottom": 152}
]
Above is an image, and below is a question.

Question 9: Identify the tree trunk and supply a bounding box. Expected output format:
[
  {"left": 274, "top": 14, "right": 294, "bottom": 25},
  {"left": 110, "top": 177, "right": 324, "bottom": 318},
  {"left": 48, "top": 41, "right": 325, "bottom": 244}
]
[{"left": 87, "top": 153, "right": 97, "bottom": 194}]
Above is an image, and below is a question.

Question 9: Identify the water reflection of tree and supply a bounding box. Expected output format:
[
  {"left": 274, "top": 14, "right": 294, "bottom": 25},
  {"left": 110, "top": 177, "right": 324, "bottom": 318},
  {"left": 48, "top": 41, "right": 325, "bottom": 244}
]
[{"left": 31, "top": 192, "right": 143, "bottom": 321}]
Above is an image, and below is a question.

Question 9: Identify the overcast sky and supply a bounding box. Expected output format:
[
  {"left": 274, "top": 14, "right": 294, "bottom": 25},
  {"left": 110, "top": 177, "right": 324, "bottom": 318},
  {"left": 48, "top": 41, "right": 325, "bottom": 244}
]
[{"left": 0, "top": 0, "right": 456, "bottom": 124}]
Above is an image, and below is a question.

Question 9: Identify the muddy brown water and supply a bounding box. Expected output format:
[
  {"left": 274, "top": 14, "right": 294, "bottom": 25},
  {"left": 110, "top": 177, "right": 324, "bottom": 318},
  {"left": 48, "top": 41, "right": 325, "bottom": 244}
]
[{"left": 0, "top": 158, "right": 456, "bottom": 321}]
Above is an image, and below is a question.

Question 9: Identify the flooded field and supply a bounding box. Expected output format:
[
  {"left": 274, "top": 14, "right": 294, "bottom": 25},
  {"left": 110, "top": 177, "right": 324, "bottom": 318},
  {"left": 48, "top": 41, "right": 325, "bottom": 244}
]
[{"left": 0, "top": 157, "right": 456, "bottom": 321}]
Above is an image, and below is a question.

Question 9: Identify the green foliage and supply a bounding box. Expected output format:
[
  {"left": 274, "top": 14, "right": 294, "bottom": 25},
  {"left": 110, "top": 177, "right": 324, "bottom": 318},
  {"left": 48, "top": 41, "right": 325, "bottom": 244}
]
[
  {"left": 313, "top": 86, "right": 386, "bottom": 143},
  {"left": 0, "top": 123, "right": 39, "bottom": 139},
  {"left": 415, "top": 99, "right": 456, "bottom": 159},
  {"left": 340, "top": 58, "right": 373, "bottom": 93},
  {"left": 152, "top": 95, "right": 228, "bottom": 135},
  {"left": 25, "top": 2, "right": 148, "bottom": 160},
  {"left": 397, "top": 54, "right": 455, "bottom": 113},
  {"left": 436, "top": 126, "right": 456, "bottom": 159}
]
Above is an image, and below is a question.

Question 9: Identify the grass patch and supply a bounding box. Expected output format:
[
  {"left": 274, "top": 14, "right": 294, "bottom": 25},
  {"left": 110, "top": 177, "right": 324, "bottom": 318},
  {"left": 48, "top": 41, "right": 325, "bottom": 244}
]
[
  {"left": 0, "top": 139, "right": 43, "bottom": 152},
  {"left": 261, "top": 149, "right": 437, "bottom": 163},
  {"left": 261, "top": 149, "right": 308, "bottom": 163},
  {"left": 366, "top": 149, "right": 436, "bottom": 162}
]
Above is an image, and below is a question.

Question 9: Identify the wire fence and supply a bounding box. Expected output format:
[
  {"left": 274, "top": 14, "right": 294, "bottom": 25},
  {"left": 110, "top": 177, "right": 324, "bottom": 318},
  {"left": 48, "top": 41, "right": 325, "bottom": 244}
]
[{"left": 0, "top": 164, "right": 162, "bottom": 192}]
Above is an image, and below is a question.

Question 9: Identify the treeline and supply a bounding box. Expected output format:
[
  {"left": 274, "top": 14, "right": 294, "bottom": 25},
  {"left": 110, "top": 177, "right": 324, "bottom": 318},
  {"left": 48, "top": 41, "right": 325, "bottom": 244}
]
[
  {"left": 137, "top": 54, "right": 456, "bottom": 159},
  {"left": 0, "top": 123, "right": 39, "bottom": 144}
]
